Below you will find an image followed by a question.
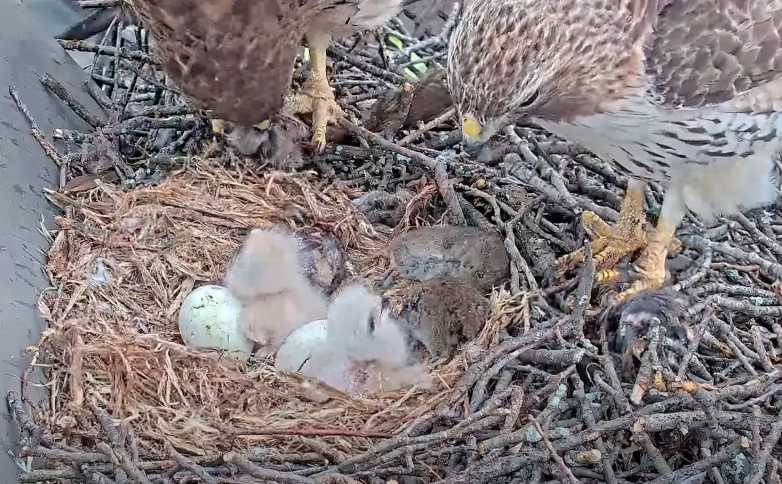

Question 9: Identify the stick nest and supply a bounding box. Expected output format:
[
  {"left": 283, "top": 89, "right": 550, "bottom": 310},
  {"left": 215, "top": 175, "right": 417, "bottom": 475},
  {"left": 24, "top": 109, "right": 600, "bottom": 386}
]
[{"left": 9, "top": 2, "right": 782, "bottom": 483}]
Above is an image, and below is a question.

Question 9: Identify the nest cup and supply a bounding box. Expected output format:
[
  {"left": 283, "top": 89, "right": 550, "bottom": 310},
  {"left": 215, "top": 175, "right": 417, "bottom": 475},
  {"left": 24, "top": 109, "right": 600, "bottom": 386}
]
[{"left": 37, "top": 159, "right": 513, "bottom": 457}]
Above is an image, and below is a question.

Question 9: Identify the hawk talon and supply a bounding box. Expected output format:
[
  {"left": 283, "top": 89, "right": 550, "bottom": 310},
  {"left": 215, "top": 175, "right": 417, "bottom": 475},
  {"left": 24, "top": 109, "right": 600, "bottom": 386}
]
[
  {"left": 556, "top": 181, "right": 681, "bottom": 303},
  {"left": 615, "top": 217, "right": 678, "bottom": 301},
  {"left": 211, "top": 118, "right": 226, "bottom": 135},
  {"left": 556, "top": 182, "right": 647, "bottom": 277},
  {"left": 280, "top": 32, "right": 346, "bottom": 153}
]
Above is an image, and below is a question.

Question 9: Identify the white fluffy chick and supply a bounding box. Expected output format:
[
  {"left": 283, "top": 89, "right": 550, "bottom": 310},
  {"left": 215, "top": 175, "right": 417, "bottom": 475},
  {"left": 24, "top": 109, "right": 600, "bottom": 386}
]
[
  {"left": 224, "top": 227, "right": 328, "bottom": 358},
  {"left": 300, "top": 281, "right": 431, "bottom": 399}
]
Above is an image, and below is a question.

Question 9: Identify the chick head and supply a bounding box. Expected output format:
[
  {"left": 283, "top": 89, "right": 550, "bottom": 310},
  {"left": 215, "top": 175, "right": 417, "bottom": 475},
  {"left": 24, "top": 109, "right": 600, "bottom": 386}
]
[
  {"left": 224, "top": 227, "right": 305, "bottom": 301},
  {"left": 326, "top": 281, "right": 409, "bottom": 367}
]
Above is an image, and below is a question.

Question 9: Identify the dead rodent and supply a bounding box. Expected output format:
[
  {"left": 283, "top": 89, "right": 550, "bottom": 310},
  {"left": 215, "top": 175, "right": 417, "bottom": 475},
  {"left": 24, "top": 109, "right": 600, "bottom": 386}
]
[
  {"left": 353, "top": 189, "right": 415, "bottom": 228},
  {"left": 402, "top": 68, "right": 452, "bottom": 130},
  {"left": 364, "top": 82, "right": 416, "bottom": 139},
  {"left": 386, "top": 277, "right": 490, "bottom": 360},
  {"left": 364, "top": 67, "right": 453, "bottom": 135},
  {"left": 388, "top": 225, "right": 510, "bottom": 293}
]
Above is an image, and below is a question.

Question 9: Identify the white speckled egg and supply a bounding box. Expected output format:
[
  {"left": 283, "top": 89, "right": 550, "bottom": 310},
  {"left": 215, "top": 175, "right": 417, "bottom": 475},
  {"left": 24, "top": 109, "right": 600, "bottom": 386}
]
[
  {"left": 178, "top": 285, "right": 254, "bottom": 357},
  {"left": 275, "top": 319, "right": 328, "bottom": 372}
]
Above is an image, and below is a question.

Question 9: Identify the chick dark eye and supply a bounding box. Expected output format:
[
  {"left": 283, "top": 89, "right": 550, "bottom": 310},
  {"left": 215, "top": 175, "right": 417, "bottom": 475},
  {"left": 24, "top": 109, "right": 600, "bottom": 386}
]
[
  {"left": 367, "top": 312, "right": 377, "bottom": 334},
  {"left": 520, "top": 90, "right": 539, "bottom": 108}
]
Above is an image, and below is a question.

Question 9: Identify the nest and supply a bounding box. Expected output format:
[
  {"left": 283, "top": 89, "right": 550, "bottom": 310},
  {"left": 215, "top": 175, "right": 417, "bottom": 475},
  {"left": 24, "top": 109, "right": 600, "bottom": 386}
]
[
  {"left": 8, "top": 1, "right": 782, "bottom": 483},
  {"left": 17, "top": 156, "right": 531, "bottom": 484},
  {"left": 36, "top": 160, "right": 485, "bottom": 455}
]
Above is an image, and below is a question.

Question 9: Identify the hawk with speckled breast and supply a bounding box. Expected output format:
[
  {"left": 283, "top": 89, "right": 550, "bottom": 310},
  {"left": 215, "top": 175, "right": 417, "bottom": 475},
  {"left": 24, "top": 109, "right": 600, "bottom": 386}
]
[
  {"left": 129, "top": 0, "right": 409, "bottom": 152},
  {"left": 448, "top": 0, "right": 782, "bottom": 297}
]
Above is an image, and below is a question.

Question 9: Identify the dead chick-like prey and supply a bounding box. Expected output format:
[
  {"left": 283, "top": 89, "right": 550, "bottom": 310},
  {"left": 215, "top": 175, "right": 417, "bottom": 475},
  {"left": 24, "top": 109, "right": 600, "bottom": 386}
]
[
  {"left": 224, "top": 227, "right": 328, "bottom": 358},
  {"left": 447, "top": 0, "right": 782, "bottom": 299}
]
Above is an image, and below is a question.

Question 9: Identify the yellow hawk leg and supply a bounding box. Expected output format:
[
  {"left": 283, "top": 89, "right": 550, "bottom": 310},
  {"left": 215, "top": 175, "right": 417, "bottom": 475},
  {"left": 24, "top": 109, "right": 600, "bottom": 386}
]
[
  {"left": 557, "top": 180, "right": 647, "bottom": 275},
  {"left": 283, "top": 31, "right": 345, "bottom": 152},
  {"left": 556, "top": 179, "right": 681, "bottom": 300}
]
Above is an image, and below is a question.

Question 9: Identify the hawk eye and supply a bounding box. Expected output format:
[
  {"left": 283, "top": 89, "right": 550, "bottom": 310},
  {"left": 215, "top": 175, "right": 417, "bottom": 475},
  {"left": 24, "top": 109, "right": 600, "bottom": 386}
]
[{"left": 520, "top": 90, "right": 539, "bottom": 108}]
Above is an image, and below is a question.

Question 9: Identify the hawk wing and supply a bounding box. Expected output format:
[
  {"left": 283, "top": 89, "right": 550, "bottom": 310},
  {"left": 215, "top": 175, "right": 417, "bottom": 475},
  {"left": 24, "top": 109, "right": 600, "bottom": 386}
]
[
  {"left": 402, "top": 0, "right": 461, "bottom": 37},
  {"left": 644, "top": 0, "right": 782, "bottom": 110}
]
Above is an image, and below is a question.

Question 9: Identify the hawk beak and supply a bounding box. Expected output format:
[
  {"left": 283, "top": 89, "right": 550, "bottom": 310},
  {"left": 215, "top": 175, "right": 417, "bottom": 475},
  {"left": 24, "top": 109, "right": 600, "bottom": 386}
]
[
  {"left": 253, "top": 119, "right": 271, "bottom": 131},
  {"left": 461, "top": 116, "right": 483, "bottom": 140},
  {"left": 461, "top": 116, "right": 486, "bottom": 158}
]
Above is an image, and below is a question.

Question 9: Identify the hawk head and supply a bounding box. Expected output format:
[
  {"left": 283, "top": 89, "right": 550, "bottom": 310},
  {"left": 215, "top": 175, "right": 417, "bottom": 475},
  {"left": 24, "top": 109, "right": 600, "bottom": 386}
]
[{"left": 447, "top": 0, "right": 654, "bottom": 154}]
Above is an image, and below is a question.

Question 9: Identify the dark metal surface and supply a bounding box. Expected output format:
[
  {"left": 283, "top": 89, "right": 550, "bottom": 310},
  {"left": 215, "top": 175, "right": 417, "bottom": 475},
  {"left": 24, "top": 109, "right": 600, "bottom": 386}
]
[{"left": 0, "top": 0, "right": 103, "bottom": 477}]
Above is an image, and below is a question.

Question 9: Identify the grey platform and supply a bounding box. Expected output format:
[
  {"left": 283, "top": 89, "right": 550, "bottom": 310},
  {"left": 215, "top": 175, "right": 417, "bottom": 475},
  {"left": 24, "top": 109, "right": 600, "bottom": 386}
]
[{"left": 0, "top": 0, "right": 104, "bottom": 478}]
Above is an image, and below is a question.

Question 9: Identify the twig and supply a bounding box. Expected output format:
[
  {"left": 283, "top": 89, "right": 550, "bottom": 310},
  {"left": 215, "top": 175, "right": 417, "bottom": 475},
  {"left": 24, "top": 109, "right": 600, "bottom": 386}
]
[
  {"left": 505, "top": 214, "right": 538, "bottom": 292},
  {"left": 571, "top": 375, "right": 618, "bottom": 484},
  {"left": 747, "top": 408, "right": 782, "bottom": 484},
  {"left": 529, "top": 415, "right": 582, "bottom": 484},
  {"left": 221, "top": 427, "right": 392, "bottom": 439},
  {"left": 398, "top": 107, "right": 455, "bottom": 146},
  {"left": 224, "top": 452, "right": 317, "bottom": 484},
  {"left": 165, "top": 441, "right": 217, "bottom": 484},
  {"left": 646, "top": 438, "right": 746, "bottom": 484},
  {"left": 6, "top": 392, "right": 41, "bottom": 449},
  {"left": 90, "top": 404, "right": 152, "bottom": 484},
  {"left": 40, "top": 73, "right": 104, "bottom": 128},
  {"left": 58, "top": 39, "right": 160, "bottom": 64},
  {"left": 8, "top": 86, "right": 66, "bottom": 169},
  {"left": 682, "top": 235, "right": 782, "bottom": 281},
  {"left": 78, "top": 0, "right": 120, "bottom": 7}
]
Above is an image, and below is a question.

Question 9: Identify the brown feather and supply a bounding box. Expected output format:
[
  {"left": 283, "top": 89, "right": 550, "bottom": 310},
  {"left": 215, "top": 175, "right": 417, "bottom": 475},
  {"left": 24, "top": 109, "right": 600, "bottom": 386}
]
[
  {"left": 130, "top": 0, "right": 402, "bottom": 126},
  {"left": 646, "top": 0, "right": 782, "bottom": 109}
]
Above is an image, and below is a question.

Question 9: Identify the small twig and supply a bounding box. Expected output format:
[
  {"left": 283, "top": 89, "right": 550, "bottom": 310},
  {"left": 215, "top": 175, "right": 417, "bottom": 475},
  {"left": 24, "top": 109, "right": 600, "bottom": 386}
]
[
  {"left": 646, "top": 438, "right": 746, "bottom": 484},
  {"left": 734, "top": 212, "right": 782, "bottom": 260},
  {"left": 225, "top": 452, "right": 317, "bottom": 484},
  {"left": 682, "top": 235, "right": 782, "bottom": 281},
  {"left": 571, "top": 376, "right": 618, "bottom": 484},
  {"left": 165, "top": 441, "right": 217, "bottom": 484},
  {"left": 221, "top": 427, "right": 392, "bottom": 439},
  {"left": 529, "top": 415, "right": 582, "bottom": 484},
  {"left": 78, "top": 0, "right": 120, "bottom": 7},
  {"left": 505, "top": 214, "right": 538, "bottom": 292},
  {"left": 9, "top": 86, "right": 66, "bottom": 169},
  {"left": 40, "top": 73, "right": 104, "bottom": 128},
  {"left": 57, "top": 39, "right": 160, "bottom": 64},
  {"left": 747, "top": 408, "right": 782, "bottom": 484},
  {"left": 6, "top": 392, "right": 41, "bottom": 449},
  {"left": 90, "top": 404, "right": 151, "bottom": 484},
  {"left": 571, "top": 237, "right": 595, "bottom": 327},
  {"left": 398, "top": 107, "right": 455, "bottom": 146}
]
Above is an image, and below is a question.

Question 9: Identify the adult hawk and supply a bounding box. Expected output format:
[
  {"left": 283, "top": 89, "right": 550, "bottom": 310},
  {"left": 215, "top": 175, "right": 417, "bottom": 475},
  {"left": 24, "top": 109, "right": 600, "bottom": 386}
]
[
  {"left": 130, "top": 0, "right": 404, "bottom": 151},
  {"left": 448, "top": 0, "right": 782, "bottom": 296}
]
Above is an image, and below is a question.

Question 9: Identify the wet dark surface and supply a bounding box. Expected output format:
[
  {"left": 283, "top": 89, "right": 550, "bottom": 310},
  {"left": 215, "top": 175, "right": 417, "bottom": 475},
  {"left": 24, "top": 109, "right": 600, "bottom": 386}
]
[{"left": 0, "top": 0, "right": 102, "bottom": 477}]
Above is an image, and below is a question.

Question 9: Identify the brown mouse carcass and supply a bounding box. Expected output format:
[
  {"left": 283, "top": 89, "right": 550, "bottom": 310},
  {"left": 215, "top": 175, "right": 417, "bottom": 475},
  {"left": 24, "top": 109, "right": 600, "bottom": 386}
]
[
  {"left": 387, "top": 277, "right": 490, "bottom": 360},
  {"left": 388, "top": 225, "right": 510, "bottom": 293}
]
